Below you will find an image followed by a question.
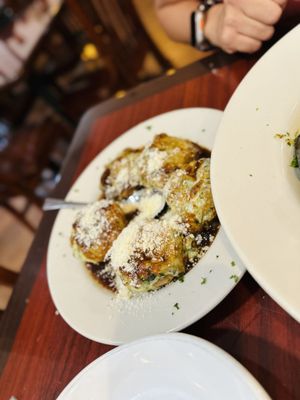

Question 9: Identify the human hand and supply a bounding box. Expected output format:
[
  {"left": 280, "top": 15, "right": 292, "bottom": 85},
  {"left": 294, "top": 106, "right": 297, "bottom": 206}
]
[{"left": 204, "top": 0, "right": 287, "bottom": 53}]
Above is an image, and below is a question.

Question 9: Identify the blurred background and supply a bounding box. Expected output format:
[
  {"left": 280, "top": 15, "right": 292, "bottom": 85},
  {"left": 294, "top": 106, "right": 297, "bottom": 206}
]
[{"left": 0, "top": 0, "right": 210, "bottom": 314}]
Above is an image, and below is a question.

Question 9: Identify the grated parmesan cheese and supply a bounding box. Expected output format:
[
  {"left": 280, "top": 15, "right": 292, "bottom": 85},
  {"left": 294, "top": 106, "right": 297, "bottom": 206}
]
[
  {"left": 105, "top": 154, "right": 141, "bottom": 199},
  {"left": 144, "top": 148, "right": 167, "bottom": 175},
  {"left": 137, "top": 192, "right": 165, "bottom": 219},
  {"left": 106, "top": 211, "right": 185, "bottom": 278},
  {"left": 74, "top": 200, "right": 112, "bottom": 248}
]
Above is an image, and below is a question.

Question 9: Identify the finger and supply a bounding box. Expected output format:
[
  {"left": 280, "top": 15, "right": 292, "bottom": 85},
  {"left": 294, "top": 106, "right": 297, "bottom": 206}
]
[
  {"left": 233, "top": 12, "right": 275, "bottom": 42},
  {"left": 226, "top": 34, "right": 262, "bottom": 54},
  {"left": 221, "top": 4, "right": 275, "bottom": 42},
  {"left": 226, "top": 0, "right": 283, "bottom": 25}
]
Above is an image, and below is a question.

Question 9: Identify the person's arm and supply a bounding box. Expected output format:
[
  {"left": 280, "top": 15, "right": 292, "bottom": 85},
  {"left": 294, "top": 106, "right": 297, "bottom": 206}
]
[
  {"left": 155, "top": 0, "right": 287, "bottom": 54},
  {"left": 155, "top": 0, "right": 199, "bottom": 43}
]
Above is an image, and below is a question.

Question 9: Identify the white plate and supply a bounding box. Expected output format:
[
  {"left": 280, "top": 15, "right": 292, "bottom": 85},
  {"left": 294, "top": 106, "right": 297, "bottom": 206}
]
[
  {"left": 57, "top": 332, "right": 270, "bottom": 400},
  {"left": 211, "top": 26, "right": 300, "bottom": 322},
  {"left": 47, "top": 108, "right": 245, "bottom": 344}
]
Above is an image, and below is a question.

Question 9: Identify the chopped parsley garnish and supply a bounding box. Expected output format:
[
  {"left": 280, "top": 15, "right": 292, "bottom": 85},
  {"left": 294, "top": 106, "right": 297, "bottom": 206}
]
[
  {"left": 274, "top": 131, "right": 298, "bottom": 147},
  {"left": 230, "top": 274, "right": 239, "bottom": 283},
  {"left": 73, "top": 188, "right": 79, "bottom": 193},
  {"left": 275, "top": 130, "right": 299, "bottom": 167},
  {"left": 200, "top": 277, "right": 207, "bottom": 285},
  {"left": 146, "top": 125, "right": 152, "bottom": 131},
  {"left": 178, "top": 274, "right": 185, "bottom": 283},
  {"left": 249, "top": 174, "right": 253, "bottom": 177},
  {"left": 201, "top": 128, "right": 206, "bottom": 132},
  {"left": 290, "top": 156, "right": 299, "bottom": 168},
  {"left": 173, "top": 302, "right": 180, "bottom": 310},
  {"left": 216, "top": 255, "right": 219, "bottom": 258},
  {"left": 209, "top": 269, "right": 213, "bottom": 273},
  {"left": 256, "top": 107, "right": 259, "bottom": 111},
  {"left": 231, "top": 261, "right": 236, "bottom": 267}
]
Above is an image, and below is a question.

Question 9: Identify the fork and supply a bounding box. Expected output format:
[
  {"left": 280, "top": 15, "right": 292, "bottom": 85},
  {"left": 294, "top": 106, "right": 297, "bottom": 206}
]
[{"left": 42, "top": 198, "right": 88, "bottom": 211}]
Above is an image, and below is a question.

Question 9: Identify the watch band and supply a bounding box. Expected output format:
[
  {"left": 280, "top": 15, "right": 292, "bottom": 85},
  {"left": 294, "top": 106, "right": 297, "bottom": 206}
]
[
  {"left": 191, "top": 0, "right": 221, "bottom": 51},
  {"left": 198, "top": 0, "right": 220, "bottom": 13}
]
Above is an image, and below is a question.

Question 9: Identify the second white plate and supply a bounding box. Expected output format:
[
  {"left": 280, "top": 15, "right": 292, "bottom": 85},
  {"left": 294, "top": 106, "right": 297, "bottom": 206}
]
[
  {"left": 47, "top": 108, "right": 245, "bottom": 344},
  {"left": 211, "top": 26, "right": 300, "bottom": 322},
  {"left": 57, "top": 333, "right": 270, "bottom": 400}
]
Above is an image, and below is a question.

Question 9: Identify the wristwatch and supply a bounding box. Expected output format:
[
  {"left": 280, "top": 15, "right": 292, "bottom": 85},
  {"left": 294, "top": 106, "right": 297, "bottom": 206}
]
[{"left": 191, "top": 0, "right": 221, "bottom": 51}]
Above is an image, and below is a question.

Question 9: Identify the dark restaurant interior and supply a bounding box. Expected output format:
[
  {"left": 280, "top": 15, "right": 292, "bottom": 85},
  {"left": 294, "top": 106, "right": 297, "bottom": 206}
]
[{"left": 0, "top": 0, "right": 209, "bottom": 312}]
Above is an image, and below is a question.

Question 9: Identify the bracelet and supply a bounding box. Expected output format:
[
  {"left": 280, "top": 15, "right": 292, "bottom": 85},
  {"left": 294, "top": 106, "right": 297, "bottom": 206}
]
[{"left": 191, "top": 0, "right": 221, "bottom": 51}]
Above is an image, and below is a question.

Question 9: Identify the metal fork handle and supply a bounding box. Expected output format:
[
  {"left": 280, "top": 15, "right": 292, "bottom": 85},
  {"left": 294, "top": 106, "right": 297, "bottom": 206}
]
[{"left": 43, "top": 198, "right": 88, "bottom": 211}]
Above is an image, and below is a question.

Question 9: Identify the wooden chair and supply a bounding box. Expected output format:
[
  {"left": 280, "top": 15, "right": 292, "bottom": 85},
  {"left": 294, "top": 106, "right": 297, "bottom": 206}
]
[
  {"left": 0, "top": 119, "right": 58, "bottom": 311},
  {"left": 0, "top": 118, "right": 71, "bottom": 231},
  {"left": 0, "top": 117, "right": 71, "bottom": 313}
]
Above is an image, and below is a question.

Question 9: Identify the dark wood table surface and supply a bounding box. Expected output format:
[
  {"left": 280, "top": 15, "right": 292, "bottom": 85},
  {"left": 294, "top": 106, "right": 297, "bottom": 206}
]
[{"left": 0, "top": 52, "right": 299, "bottom": 399}]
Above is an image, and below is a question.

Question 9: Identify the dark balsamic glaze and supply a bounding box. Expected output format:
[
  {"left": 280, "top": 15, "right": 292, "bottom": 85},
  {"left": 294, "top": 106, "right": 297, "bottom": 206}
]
[
  {"left": 86, "top": 262, "right": 116, "bottom": 292},
  {"left": 197, "top": 217, "right": 220, "bottom": 247}
]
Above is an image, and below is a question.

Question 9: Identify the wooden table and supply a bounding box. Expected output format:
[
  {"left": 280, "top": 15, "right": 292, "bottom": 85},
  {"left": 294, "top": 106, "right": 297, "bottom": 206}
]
[{"left": 0, "top": 51, "right": 299, "bottom": 400}]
